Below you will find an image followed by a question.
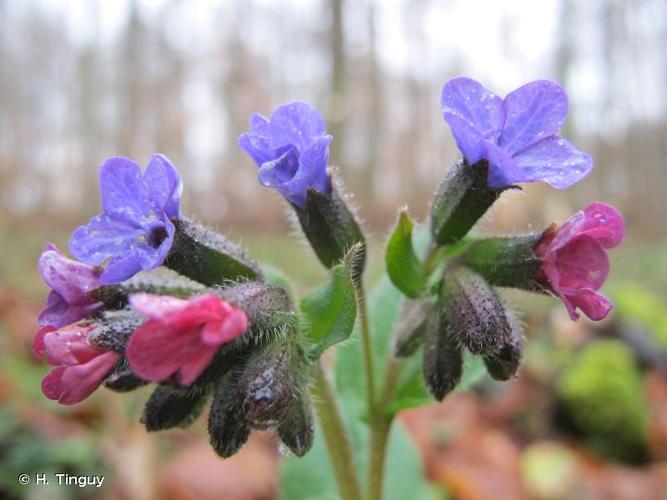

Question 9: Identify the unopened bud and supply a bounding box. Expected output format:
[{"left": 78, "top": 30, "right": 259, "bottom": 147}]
[
  {"left": 441, "top": 267, "right": 513, "bottom": 356},
  {"left": 237, "top": 339, "right": 301, "bottom": 429},
  {"left": 422, "top": 309, "right": 463, "bottom": 401},
  {"left": 277, "top": 389, "right": 314, "bottom": 457},
  {"left": 142, "top": 386, "right": 209, "bottom": 431},
  {"left": 483, "top": 329, "right": 523, "bottom": 381},
  {"left": 208, "top": 371, "right": 250, "bottom": 458}
]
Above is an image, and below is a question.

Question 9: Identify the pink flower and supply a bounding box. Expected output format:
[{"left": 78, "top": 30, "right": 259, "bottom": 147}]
[
  {"left": 38, "top": 243, "right": 104, "bottom": 328},
  {"left": 33, "top": 324, "right": 120, "bottom": 405},
  {"left": 126, "top": 294, "right": 249, "bottom": 386},
  {"left": 535, "top": 202, "right": 625, "bottom": 321}
]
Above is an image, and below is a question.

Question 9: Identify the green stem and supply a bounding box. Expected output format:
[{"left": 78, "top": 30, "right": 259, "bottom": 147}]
[
  {"left": 367, "top": 355, "right": 404, "bottom": 500},
  {"left": 310, "top": 362, "right": 363, "bottom": 500},
  {"left": 356, "top": 281, "right": 376, "bottom": 413}
]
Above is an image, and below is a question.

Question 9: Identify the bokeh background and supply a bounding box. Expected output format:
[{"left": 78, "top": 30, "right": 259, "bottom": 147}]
[{"left": 1, "top": 0, "right": 667, "bottom": 498}]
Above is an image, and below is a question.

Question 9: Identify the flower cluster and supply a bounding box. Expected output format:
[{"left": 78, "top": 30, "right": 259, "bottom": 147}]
[{"left": 31, "top": 76, "right": 625, "bottom": 465}]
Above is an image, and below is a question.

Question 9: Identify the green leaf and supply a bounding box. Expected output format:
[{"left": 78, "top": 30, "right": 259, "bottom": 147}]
[
  {"left": 386, "top": 210, "right": 426, "bottom": 298},
  {"left": 301, "top": 244, "right": 362, "bottom": 360}
]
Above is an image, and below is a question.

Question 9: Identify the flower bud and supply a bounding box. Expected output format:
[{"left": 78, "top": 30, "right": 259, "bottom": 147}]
[
  {"left": 104, "top": 357, "right": 147, "bottom": 392},
  {"left": 277, "top": 389, "right": 314, "bottom": 457},
  {"left": 292, "top": 182, "right": 366, "bottom": 275},
  {"left": 483, "top": 331, "right": 523, "bottom": 381},
  {"left": 422, "top": 308, "right": 463, "bottom": 401},
  {"left": 166, "top": 217, "right": 262, "bottom": 286},
  {"left": 142, "top": 386, "right": 209, "bottom": 431},
  {"left": 237, "top": 338, "right": 302, "bottom": 429},
  {"left": 430, "top": 160, "right": 507, "bottom": 247},
  {"left": 441, "top": 267, "right": 513, "bottom": 356},
  {"left": 208, "top": 371, "right": 250, "bottom": 458}
]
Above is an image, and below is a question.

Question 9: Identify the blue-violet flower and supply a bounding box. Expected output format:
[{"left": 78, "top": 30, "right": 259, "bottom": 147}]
[
  {"left": 69, "top": 154, "right": 182, "bottom": 284},
  {"left": 237, "top": 102, "right": 333, "bottom": 208},
  {"left": 441, "top": 77, "right": 593, "bottom": 189}
]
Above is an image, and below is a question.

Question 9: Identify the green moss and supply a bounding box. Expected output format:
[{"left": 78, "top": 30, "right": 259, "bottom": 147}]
[{"left": 556, "top": 339, "right": 648, "bottom": 462}]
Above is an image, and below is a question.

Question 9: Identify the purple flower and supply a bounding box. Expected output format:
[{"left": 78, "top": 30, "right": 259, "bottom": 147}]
[
  {"left": 535, "top": 203, "right": 625, "bottom": 321},
  {"left": 441, "top": 77, "right": 593, "bottom": 189},
  {"left": 38, "top": 243, "right": 104, "bottom": 328},
  {"left": 237, "top": 102, "right": 333, "bottom": 208},
  {"left": 69, "top": 154, "right": 182, "bottom": 284}
]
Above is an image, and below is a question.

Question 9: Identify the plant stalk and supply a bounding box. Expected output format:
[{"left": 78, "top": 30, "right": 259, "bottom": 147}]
[{"left": 310, "top": 361, "right": 363, "bottom": 500}]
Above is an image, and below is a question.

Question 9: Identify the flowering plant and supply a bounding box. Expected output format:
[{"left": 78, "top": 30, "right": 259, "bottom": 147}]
[{"left": 33, "top": 78, "right": 623, "bottom": 500}]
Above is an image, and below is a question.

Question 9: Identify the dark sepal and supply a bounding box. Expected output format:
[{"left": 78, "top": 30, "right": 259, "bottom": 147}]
[
  {"left": 422, "top": 308, "right": 463, "bottom": 401},
  {"left": 208, "top": 370, "right": 250, "bottom": 458},
  {"left": 430, "top": 159, "right": 509, "bottom": 247},
  {"left": 459, "top": 233, "right": 545, "bottom": 290},
  {"left": 292, "top": 183, "right": 366, "bottom": 276},
  {"left": 277, "top": 388, "right": 314, "bottom": 457},
  {"left": 166, "top": 216, "right": 262, "bottom": 286},
  {"left": 91, "top": 271, "right": 206, "bottom": 310},
  {"left": 141, "top": 385, "right": 210, "bottom": 432},
  {"left": 87, "top": 310, "right": 143, "bottom": 353},
  {"left": 104, "top": 357, "right": 147, "bottom": 392},
  {"left": 441, "top": 267, "right": 513, "bottom": 356}
]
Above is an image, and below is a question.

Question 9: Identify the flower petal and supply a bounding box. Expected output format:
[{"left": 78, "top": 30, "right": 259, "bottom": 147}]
[
  {"left": 267, "top": 102, "right": 327, "bottom": 153},
  {"left": 38, "top": 245, "right": 100, "bottom": 304},
  {"left": 498, "top": 80, "right": 568, "bottom": 156},
  {"left": 201, "top": 309, "right": 248, "bottom": 345},
  {"left": 143, "top": 154, "right": 182, "bottom": 219},
  {"left": 509, "top": 136, "right": 593, "bottom": 189},
  {"left": 554, "top": 235, "right": 610, "bottom": 292},
  {"left": 177, "top": 348, "right": 217, "bottom": 386},
  {"left": 484, "top": 141, "right": 525, "bottom": 188},
  {"left": 130, "top": 293, "right": 190, "bottom": 320},
  {"left": 441, "top": 77, "right": 504, "bottom": 141},
  {"left": 42, "top": 351, "right": 120, "bottom": 405},
  {"left": 579, "top": 203, "right": 625, "bottom": 249},
  {"left": 258, "top": 146, "right": 300, "bottom": 189},
  {"left": 250, "top": 113, "right": 271, "bottom": 135},
  {"left": 238, "top": 133, "right": 275, "bottom": 166},
  {"left": 442, "top": 113, "right": 488, "bottom": 165},
  {"left": 269, "top": 135, "right": 333, "bottom": 208},
  {"left": 98, "top": 157, "right": 155, "bottom": 224},
  {"left": 563, "top": 290, "right": 614, "bottom": 321}
]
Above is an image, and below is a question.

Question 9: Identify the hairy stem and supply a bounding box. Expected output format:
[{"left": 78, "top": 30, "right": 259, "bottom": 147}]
[{"left": 310, "top": 362, "right": 362, "bottom": 500}]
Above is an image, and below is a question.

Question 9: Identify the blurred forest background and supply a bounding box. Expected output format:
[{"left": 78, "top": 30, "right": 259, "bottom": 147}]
[{"left": 1, "top": 0, "right": 667, "bottom": 499}]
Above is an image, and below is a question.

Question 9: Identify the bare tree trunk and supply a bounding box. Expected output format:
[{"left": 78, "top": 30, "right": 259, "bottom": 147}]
[{"left": 328, "top": 0, "right": 346, "bottom": 166}]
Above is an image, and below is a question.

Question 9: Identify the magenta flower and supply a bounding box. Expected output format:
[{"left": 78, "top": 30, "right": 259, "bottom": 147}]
[
  {"left": 535, "top": 203, "right": 625, "bottom": 321},
  {"left": 237, "top": 102, "right": 333, "bottom": 208},
  {"left": 33, "top": 324, "right": 120, "bottom": 405},
  {"left": 38, "top": 243, "right": 104, "bottom": 328},
  {"left": 441, "top": 77, "right": 593, "bottom": 189},
  {"left": 69, "top": 154, "right": 182, "bottom": 285},
  {"left": 126, "top": 294, "right": 249, "bottom": 386}
]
